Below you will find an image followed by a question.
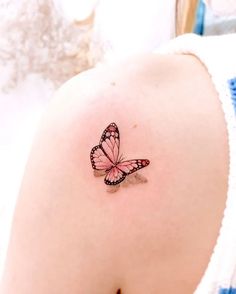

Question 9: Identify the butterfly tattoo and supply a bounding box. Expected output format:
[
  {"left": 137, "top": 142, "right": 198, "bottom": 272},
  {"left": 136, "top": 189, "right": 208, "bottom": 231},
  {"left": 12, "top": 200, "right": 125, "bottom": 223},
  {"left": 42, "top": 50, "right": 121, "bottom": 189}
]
[{"left": 90, "top": 122, "right": 150, "bottom": 185}]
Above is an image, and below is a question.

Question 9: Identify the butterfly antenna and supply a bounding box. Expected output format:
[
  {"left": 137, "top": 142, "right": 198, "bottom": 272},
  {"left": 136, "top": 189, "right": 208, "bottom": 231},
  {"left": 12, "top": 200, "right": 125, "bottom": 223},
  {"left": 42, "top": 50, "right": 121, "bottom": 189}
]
[{"left": 119, "top": 154, "right": 125, "bottom": 162}]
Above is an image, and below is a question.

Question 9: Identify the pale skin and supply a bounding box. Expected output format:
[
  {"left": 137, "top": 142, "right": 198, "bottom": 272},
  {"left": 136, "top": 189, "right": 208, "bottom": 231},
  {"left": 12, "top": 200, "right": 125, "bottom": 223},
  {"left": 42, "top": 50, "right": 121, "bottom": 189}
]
[{"left": 0, "top": 54, "right": 228, "bottom": 293}]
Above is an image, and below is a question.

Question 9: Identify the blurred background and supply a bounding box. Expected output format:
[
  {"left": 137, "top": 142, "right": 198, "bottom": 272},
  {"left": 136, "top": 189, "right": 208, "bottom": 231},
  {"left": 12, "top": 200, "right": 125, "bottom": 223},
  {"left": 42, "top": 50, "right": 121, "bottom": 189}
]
[{"left": 0, "top": 0, "right": 236, "bottom": 281}]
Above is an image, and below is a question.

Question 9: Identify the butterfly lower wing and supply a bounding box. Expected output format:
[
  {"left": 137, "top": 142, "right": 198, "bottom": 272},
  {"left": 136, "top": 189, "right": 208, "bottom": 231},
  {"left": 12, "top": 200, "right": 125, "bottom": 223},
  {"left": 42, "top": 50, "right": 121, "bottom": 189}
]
[
  {"left": 99, "top": 122, "right": 120, "bottom": 164},
  {"left": 116, "top": 159, "right": 150, "bottom": 175},
  {"left": 90, "top": 145, "right": 113, "bottom": 171},
  {"left": 104, "top": 159, "right": 150, "bottom": 186},
  {"left": 104, "top": 166, "right": 126, "bottom": 185}
]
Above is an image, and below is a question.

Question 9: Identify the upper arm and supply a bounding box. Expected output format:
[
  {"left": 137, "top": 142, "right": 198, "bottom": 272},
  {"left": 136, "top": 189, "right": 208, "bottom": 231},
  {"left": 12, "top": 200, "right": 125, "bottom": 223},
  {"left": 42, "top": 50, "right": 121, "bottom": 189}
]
[{"left": 0, "top": 54, "right": 228, "bottom": 294}]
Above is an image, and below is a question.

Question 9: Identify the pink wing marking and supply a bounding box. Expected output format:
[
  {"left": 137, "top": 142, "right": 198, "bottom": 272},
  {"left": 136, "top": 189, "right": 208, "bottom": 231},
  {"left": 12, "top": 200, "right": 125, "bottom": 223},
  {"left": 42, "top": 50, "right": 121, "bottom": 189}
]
[
  {"left": 117, "top": 159, "right": 150, "bottom": 175},
  {"left": 90, "top": 145, "right": 114, "bottom": 171},
  {"left": 104, "top": 166, "right": 126, "bottom": 185},
  {"left": 100, "top": 123, "right": 120, "bottom": 164},
  {"left": 101, "top": 137, "right": 119, "bottom": 164}
]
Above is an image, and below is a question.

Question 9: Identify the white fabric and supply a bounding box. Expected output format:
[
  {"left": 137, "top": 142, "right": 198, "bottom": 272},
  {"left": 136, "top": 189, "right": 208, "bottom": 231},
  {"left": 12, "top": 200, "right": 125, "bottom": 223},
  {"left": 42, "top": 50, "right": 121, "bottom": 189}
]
[
  {"left": 204, "top": 0, "right": 236, "bottom": 17},
  {"left": 158, "top": 33, "right": 236, "bottom": 293},
  {"left": 92, "top": 0, "right": 176, "bottom": 62}
]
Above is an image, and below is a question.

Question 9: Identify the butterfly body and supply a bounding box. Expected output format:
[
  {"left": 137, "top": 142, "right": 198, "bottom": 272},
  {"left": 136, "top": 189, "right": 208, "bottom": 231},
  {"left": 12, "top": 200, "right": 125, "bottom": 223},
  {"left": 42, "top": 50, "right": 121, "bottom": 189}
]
[{"left": 90, "top": 123, "right": 150, "bottom": 186}]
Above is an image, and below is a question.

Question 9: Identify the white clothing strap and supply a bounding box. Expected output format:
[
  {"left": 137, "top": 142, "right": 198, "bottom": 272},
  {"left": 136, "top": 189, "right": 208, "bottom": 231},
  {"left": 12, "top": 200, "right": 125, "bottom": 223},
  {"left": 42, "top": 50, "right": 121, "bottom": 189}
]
[{"left": 158, "top": 33, "right": 236, "bottom": 294}]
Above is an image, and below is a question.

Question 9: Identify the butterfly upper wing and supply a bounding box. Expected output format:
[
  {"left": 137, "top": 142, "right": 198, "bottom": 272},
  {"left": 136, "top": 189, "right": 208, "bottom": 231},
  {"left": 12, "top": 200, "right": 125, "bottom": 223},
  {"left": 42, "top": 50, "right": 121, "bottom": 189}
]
[
  {"left": 90, "top": 122, "right": 120, "bottom": 171},
  {"left": 116, "top": 159, "right": 150, "bottom": 175},
  {"left": 99, "top": 122, "right": 120, "bottom": 164},
  {"left": 90, "top": 145, "right": 113, "bottom": 171}
]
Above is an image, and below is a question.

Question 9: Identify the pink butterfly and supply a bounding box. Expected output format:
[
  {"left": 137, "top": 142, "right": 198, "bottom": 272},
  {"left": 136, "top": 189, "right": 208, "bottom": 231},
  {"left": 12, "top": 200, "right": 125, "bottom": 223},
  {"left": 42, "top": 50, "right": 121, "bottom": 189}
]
[{"left": 90, "top": 122, "right": 150, "bottom": 185}]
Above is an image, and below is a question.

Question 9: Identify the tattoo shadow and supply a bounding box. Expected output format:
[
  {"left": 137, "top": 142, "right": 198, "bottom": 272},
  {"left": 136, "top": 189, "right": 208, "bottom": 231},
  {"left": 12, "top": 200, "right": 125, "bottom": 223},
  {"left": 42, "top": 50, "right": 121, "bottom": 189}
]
[{"left": 93, "top": 170, "right": 148, "bottom": 193}]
